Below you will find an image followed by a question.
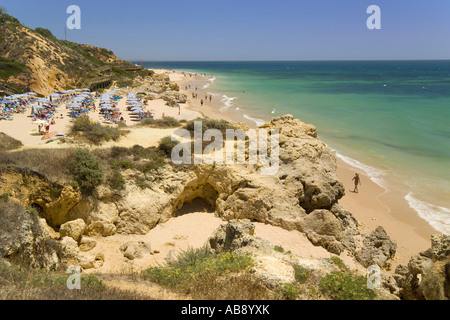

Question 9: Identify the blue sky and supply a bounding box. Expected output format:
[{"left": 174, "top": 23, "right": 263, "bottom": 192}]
[{"left": 1, "top": 0, "right": 450, "bottom": 61}]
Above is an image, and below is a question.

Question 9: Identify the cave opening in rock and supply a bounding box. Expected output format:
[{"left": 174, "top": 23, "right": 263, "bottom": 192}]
[
  {"left": 172, "top": 182, "right": 219, "bottom": 217},
  {"left": 173, "top": 197, "right": 215, "bottom": 217}
]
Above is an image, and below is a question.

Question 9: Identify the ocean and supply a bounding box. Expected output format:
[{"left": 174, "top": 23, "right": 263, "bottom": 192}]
[{"left": 140, "top": 60, "right": 450, "bottom": 235}]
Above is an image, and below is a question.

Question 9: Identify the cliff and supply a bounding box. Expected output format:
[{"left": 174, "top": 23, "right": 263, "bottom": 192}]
[{"left": 0, "top": 9, "right": 148, "bottom": 96}]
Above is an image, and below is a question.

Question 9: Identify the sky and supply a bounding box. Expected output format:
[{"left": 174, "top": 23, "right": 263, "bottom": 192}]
[{"left": 1, "top": 0, "right": 450, "bottom": 61}]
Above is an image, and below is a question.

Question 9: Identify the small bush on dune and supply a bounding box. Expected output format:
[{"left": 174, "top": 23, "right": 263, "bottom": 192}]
[
  {"left": 158, "top": 136, "right": 178, "bottom": 156},
  {"left": 70, "top": 149, "right": 104, "bottom": 191},
  {"left": 143, "top": 247, "right": 260, "bottom": 299},
  {"left": 319, "top": 271, "right": 376, "bottom": 300},
  {"left": 108, "top": 170, "right": 125, "bottom": 190},
  {"left": 137, "top": 117, "right": 180, "bottom": 128},
  {"left": 183, "top": 118, "right": 237, "bottom": 135},
  {"left": 68, "top": 116, "right": 126, "bottom": 145}
]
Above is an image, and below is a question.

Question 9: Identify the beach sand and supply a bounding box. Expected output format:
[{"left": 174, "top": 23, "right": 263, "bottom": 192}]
[{"left": 336, "top": 158, "right": 436, "bottom": 267}]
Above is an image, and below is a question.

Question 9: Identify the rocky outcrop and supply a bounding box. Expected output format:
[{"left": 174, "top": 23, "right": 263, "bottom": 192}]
[
  {"left": 0, "top": 201, "right": 61, "bottom": 270},
  {"left": 394, "top": 234, "right": 450, "bottom": 300},
  {"left": 59, "top": 219, "right": 86, "bottom": 241},
  {"left": 208, "top": 219, "right": 256, "bottom": 254},
  {"left": 355, "top": 226, "right": 397, "bottom": 269},
  {"left": 79, "top": 236, "right": 97, "bottom": 252},
  {"left": 119, "top": 241, "right": 152, "bottom": 260}
]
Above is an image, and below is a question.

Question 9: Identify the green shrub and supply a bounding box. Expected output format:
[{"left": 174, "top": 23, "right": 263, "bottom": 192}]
[
  {"left": 293, "top": 265, "right": 309, "bottom": 284},
  {"left": 420, "top": 273, "right": 447, "bottom": 300},
  {"left": 329, "top": 256, "right": 350, "bottom": 272},
  {"left": 71, "top": 180, "right": 79, "bottom": 189},
  {"left": 274, "top": 245, "right": 284, "bottom": 253},
  {"left": 319, "top": 271, "right": 376, "bottom": 300},
  {"left": 26, "top": 206, "right": 38, "bottom": 217},
  {"left": 68, "top": 116, "right": 125, "bottom": 145},
  {"left": 183, "top": 118, "right": 237, "bottom": 135},
  {"left": 170, "top": 245, "right": 213, "bottom": 269},
  {"left": 70, "top": 149, "right": 104, "bottom": 190},
  {"left": 0, "top": 193, "right": 9, "bottom": 202},
  {"left": 111, "top": 159, "right": 134, "bottom": 170},
  {"left": 158, "top": 136, "right": 178, "bottom": 156},
  {"left": 137, "top": 117, "right": 180, "bottom": 128},
  {"left": 108, "top": 171, "right": 125, "bottom": 190},
  {"left": 143, "top": 249, "right": 253, "bottom": 290},
  {"left": 282, "top": 283, "right": 298, "bottom": 300}
]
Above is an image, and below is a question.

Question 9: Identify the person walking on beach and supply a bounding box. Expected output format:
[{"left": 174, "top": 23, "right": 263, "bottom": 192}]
[
  {"left": 209, "top": 94, "right": 212, "bottom": 102},
  {"left": 352, "top": 173, "right": 361, "bottom": 193},
  {"left": 200, "top": 99, "right": 204, "bottom": 106}
]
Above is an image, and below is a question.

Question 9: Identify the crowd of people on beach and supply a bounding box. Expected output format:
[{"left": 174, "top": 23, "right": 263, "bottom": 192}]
[{"left": 0, "top": 87, "right": 157, "bottom": 142}]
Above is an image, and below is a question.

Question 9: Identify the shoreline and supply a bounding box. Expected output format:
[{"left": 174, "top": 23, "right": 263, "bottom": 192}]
[{"left": 163, "top": 68, "right": 440, "bottom": 267}]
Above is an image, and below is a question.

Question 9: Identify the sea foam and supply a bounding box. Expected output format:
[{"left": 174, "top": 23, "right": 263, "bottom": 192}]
[
  {"left": 219, "top": 95, "right": 236, "bottom": 112},
  {"left": 243, "top": 114, "right": 267, "bottom": 127},
  {"left": 202, "top": 77, "right": 216, "bottom": 89},
  {"left": 405, "top": 193, "right": 450, "bottom": 235},
  {"left": 334, "top": 151, "right": 388, "bottom": 190}
]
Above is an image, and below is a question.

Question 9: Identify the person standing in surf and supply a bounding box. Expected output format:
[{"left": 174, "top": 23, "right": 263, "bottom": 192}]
[{"left": 352, "top": 173, "right": 361, "bottom": 193}]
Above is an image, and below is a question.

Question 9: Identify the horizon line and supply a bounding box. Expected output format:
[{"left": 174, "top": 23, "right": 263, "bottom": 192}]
[{"left": 128, "top": 59, "right": 450, "bottom": 62}]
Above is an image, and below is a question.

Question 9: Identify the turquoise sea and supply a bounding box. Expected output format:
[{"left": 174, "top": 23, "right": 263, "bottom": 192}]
[{"left": 140, "top": 61, "right": 450, "bottom": 235}]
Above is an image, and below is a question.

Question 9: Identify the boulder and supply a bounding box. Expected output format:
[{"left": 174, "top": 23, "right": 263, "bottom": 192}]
[
  {"left": 60, "top": 236, "right": 79, "bottom": 265},
  {"left": 80, "top": 253, "right": 104, "bottom": 269},
  {"left": 119, "top": 241, "right": 151, "bottom": 260},
  {"left": 59, "top": 219, "right": 86, "bottom": 241},
  {"left": 79, "top": 236, "right": 97, "bottom": 252},
  {"left": 300, "top": 209, "right": 344, "bottom": 254},
  {"left": 208, "top": 219, "right": 256, "bottom": 254},
  {"left": 355, "top": 226, "right": 397, "bottom": 269}
]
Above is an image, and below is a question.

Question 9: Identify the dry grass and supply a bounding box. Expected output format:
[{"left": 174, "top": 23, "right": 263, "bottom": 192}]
[
  {"left": 0, "top": 148, "right": 76, "bottom": 183},
  {"left": 0, "top": 261, "right": 149, "bottom": 300},
  {"left": 0, "top": 132, "right": 23, "bottom": 151}
]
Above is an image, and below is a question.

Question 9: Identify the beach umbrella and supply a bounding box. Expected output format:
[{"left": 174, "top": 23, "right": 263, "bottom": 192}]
[
  {"left": 131, "top": 109, "right": 143, "bottom": 114},
  {"left": 36, "top": 98, "right": 49, "bottom": 103},
  {"left": 27, "top": 92, "right": 37, "bottom": 96},
  {"left": 81, "top": 88, "right": 90, "bottom": 92},
  {"left": 32, "top": 105, "right": 45, "bottom": 110},
  {"left": 1, "top": 100, "right": 14, "bottom": 104},
  {"left": 68, "top": 103, "right": 82, "bottom": 108}
]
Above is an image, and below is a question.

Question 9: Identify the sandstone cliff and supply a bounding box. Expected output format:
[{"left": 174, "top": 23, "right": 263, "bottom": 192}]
[{"left": 0, "top": 10, "right": 147, "bottom": 95}]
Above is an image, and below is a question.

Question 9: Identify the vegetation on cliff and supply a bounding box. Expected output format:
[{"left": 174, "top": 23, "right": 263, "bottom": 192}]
[{"left": 0, "top": 7, "right": 151, "bottom": 95}]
